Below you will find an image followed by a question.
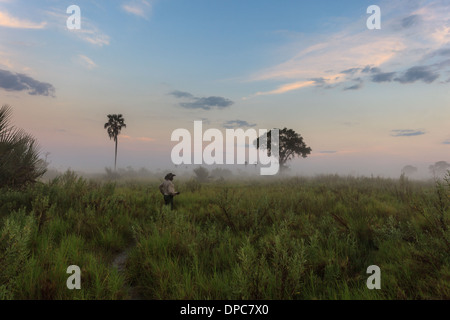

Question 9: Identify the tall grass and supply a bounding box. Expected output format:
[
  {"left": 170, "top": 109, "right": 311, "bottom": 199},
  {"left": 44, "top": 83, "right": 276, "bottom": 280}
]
[{"left": 0, "top": 171, "right": 449, "bottom": 299}]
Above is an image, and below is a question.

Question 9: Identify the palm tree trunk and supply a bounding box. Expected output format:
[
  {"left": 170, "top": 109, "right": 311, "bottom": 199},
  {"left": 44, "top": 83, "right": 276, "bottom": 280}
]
[{"left": 114, "top": 138, "right": 118, "bottom": 171}]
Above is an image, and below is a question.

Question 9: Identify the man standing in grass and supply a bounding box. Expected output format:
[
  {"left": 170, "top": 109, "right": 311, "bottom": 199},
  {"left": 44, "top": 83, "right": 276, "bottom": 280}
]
[{"left": 159, "top": 173, "right": 180, "bottom": 210}]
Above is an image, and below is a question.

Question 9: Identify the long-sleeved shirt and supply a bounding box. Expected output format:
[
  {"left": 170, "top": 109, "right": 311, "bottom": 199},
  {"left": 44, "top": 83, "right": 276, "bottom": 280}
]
[{"left": 159, "top": 179, "right": 177, "bottom": 196}]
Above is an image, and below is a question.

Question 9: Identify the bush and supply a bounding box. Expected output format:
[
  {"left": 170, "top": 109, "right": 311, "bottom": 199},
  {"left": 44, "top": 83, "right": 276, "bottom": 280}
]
[{"left": 193, "top": 166, "right": 209, "bottom": 183}]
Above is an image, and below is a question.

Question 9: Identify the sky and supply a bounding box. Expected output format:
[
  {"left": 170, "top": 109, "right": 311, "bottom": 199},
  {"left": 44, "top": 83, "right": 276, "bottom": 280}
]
[{"left": 0, "top": 0, "right": 449, "bottom": 177}]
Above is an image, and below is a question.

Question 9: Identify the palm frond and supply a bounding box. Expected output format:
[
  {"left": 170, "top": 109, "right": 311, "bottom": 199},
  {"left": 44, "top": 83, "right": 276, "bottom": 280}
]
[{"left": 0, "top": 105, "right": 47, "bottom": 188}]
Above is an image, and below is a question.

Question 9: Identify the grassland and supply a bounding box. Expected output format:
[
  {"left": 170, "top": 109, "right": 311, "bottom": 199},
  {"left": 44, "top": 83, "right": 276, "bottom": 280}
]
[{"left": 0, "top": 171, "right": 449, "bottom": 300}]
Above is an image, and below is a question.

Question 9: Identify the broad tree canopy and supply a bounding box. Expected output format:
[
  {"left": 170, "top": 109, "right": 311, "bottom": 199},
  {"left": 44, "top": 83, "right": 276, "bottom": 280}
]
[{"left": 256, "top": 127, "right": 312, "bottom": 172}]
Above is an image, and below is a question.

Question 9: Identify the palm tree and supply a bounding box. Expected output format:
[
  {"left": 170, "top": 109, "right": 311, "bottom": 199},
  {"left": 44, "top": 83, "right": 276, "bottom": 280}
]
[
  {"left": 104, "top": 114, "right": 126, "bottom": 170},
  {"left": 0, "top": 104, "right": 47, "bottom": 188}
]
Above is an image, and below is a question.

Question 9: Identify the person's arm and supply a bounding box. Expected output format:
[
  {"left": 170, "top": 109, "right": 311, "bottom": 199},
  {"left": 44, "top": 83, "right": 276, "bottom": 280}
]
[
  {"left": 168, "top": 182, "right": 180, "bottom": 195},
  {"left": 159, "top": 183, "right": 164, "bottom": 195}
]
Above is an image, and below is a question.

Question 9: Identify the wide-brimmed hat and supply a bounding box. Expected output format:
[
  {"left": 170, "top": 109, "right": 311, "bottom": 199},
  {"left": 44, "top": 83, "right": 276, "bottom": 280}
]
[{"left": 164, "top": 173, "right": 176, "bottom": 180}]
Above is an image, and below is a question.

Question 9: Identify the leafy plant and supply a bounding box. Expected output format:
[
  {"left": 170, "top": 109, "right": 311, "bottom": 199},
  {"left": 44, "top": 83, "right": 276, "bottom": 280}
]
[{"left": 0, "top": 105, "right": 47, "bottom": 188}]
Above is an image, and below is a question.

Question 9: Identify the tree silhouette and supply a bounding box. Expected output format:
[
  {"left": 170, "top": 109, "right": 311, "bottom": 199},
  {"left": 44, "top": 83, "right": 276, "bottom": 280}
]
[
  {"left": 429, "top": 161, "right": 450, "bottom": 178},
  {"left": 0, "top": 105, "right": 47, "bottom": 187},
  {"left": 193, "top": 166, "right": 209, "bottom": 182},
  {"left": 401, "top": 165, "right": 418, "bottom": 177},
  {"left": 255, "top": 127, "right": 312, "bottom": 172},
  {"left": 104, "top": 114, "right": 126, "bottom": 170}
]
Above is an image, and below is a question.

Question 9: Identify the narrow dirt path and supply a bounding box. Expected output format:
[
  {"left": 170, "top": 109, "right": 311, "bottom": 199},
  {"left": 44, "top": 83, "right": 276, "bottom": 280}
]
[{"left": 111, "top": 246, "right": 143, "bottom": 300}]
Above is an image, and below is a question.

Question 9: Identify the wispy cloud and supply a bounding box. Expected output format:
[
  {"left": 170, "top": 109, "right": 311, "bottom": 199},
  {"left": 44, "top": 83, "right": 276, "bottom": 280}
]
[
  {"left": 121, "top": 135, "right": 155, "bottom": 142},
  {"left": 76, "top": 29, "right": 110, "bottom": 47},
  {"left": 45, "top": 9, "right": 110, "bottom": 47},
  {"left": 0, "top": 11, "right": 46, "bottom": 29},
  {"left": 371, "top": 72, "right": 397, "bottom": 83},
  {"left": 0, "top": 69, "right": 55, "bottom": 96},
  {"left": 394, "top": 65, "right": 439, "bottom": 84},
  {"left": 137, "top": 136, "right": 155, "bottom": 142},
  {"left": 246, "top": 0, "right": 450, "bottom": 97},
  {"left": 0, "top": 51, "right": 14, "bottom": 69},
  {"left": 249, "top": 80, "right": 316, "bottom": 98},
  {"left": 391, "top": 129, "right": 426, "bottom": 137},
  {"left": 223, "top": 120, "right": 257, "bottom": 129},
  {"left": 170, "top": 90, "right": 194, "bottom": 99},
  {"left": 76, "top": 54, "right": 97, "bottom": 70},
  {"left": 344, "top": 78, "right": 364, "bottom": 91},
  {"left": 344, "top": 83, "right": 363, "bottom": 91},
  {"left": 341, "top": 68, "right": 360, "bottom": 75},
  {"left": 181, "top": 97, "right": 233, "bottom": 110},
  {"left": 248, "top": 34, "right": 404, "bottom": 96},
  {"left": 170, "top": 90, "right": 234, "bottom": 110},
  {"left": 401, "top": 14, "right": 422, "bottom": 29},
  {"left": 122, "top": 0, "right": 152, "bottom": 19}
]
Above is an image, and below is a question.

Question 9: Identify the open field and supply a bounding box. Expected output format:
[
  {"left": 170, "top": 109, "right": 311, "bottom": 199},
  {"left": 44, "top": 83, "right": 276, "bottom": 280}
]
[{"left": 0, "top": 172, "right": 449, "bottom": 300}]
